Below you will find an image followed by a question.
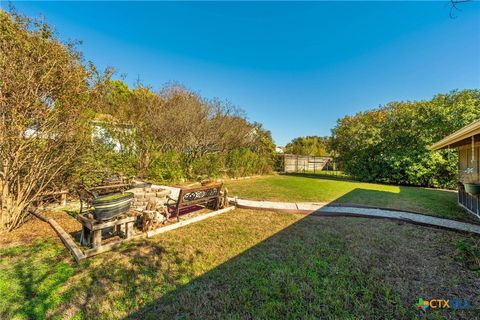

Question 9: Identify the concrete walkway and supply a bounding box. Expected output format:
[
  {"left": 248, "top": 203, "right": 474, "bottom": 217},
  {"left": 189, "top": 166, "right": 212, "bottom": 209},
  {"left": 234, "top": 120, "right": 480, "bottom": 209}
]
[{"left": 229, "top": 197, "right": 480, "bottom": 235}]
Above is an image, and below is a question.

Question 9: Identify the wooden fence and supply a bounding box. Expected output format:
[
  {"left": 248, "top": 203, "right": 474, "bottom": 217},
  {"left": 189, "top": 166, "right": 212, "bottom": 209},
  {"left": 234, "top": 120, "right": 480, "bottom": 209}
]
[{"left": 282, "top": 154, "right": 334, "bottom": 173}]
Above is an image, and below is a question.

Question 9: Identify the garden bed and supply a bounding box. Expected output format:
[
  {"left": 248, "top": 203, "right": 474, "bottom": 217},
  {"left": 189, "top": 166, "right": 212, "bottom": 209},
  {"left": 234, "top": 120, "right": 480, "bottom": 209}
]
[{"left": 25, "top": 203, "right": 234, "bottom": 261}]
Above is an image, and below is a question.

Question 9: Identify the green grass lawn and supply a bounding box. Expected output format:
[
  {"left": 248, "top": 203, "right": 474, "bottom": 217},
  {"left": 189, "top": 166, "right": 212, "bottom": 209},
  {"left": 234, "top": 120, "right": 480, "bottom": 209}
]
[
  {"left": 225, "top": 174, "right": 474, "bottom": 222},
  {"left": 1, "top": 209, "right": 479, "bottom": 319}
]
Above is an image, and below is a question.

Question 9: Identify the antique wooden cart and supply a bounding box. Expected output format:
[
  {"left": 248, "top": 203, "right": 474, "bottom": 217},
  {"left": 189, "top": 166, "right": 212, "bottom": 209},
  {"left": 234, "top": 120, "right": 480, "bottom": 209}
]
[{"left": 76, "top": 179, "right": 136, "bottom": 248}]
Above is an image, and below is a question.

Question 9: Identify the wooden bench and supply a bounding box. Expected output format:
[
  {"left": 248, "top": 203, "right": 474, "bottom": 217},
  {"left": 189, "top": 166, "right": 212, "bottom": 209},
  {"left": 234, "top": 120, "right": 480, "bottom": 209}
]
[
  {"left": 167, "top": 183, "right": 226, "bottom": 221},
  {"left": 38, "top": 190, "right": 69, "bottom": 206}
]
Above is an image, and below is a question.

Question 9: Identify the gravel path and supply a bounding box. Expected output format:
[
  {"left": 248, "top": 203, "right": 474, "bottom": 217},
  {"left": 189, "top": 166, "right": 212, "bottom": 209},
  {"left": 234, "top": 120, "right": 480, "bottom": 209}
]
[{"left": 229, "top": 197, "right": 480, "bottom": 235}]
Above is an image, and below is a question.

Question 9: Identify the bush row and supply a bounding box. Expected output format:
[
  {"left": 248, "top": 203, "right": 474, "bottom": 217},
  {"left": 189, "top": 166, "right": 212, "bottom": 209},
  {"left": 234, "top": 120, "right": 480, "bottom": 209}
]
[{"left": 330, "top": 90, "right": 480, "bottom": 189}]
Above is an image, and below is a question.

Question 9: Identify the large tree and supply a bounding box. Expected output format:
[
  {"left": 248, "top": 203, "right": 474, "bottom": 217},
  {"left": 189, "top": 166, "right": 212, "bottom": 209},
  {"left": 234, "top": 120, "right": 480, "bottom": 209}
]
[
  {"left": 284, "top": 136, "right": 330, "bottom": 156},
  {"left": 96, "top": 81, "right": 271, "bottom": 180},
  {"left": 0, "top": 11, "right": 106, "bottom": 231},
  {"left": 330, "top": 90, "right": 480, "bottom": 188}
]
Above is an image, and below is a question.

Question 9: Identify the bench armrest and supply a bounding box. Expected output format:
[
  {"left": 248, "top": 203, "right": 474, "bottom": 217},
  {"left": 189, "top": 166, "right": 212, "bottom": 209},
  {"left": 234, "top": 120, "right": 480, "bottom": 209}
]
[{"left": 166, "top": 195, "right": 178, "bottom": 206}]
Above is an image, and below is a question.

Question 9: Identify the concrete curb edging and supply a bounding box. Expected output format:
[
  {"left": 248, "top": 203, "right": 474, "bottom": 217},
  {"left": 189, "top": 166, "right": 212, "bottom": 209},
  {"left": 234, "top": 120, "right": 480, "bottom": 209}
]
[{"left": 229, "top": 197, "right": 480, "bottom": 235}]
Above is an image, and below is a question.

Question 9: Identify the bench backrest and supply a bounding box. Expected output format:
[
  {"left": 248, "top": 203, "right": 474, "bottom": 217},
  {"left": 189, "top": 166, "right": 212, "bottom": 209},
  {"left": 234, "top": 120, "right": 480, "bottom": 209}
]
[{"left": 177, "top": 183, "right": 222, "bottom": 208}]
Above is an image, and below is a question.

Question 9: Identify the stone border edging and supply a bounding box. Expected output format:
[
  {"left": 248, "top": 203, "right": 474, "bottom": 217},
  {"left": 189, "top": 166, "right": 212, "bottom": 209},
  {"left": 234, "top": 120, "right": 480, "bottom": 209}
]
[{"left": 229, "top": 197, "right": 480, "bottom": 235}]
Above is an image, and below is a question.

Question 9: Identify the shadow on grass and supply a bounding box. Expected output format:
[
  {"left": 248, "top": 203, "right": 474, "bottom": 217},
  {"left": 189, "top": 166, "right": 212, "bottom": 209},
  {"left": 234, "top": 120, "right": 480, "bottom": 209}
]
[
  {"left": 121, "top": 208, "right": 479, "bottom": 319},
  {"left": 0, "top": 238, "right": 197, "bottom": 319},
  {"left": 123, "top": 215, "right": 406, "bottom": 319},
  {"left": 329, "top": 187, "right": 478, "bottom": 224},
  {"left": 281, "top": 172, "right": 356, "bottom": 182},
  {"left": 121, "top": 188, "right": 478, "bottom": 319},
  {"left": 0, "top": 240, "right": 76, "bottom": 319},
  {"left": 72, "top": 239, "right": 206, "bottom": 319}
]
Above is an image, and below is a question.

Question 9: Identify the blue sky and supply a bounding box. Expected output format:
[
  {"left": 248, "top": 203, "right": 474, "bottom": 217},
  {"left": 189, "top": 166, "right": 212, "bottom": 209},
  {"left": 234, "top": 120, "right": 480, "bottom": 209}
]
[{"left": 7, "top": 1, "right": 480, "bottom": 145}]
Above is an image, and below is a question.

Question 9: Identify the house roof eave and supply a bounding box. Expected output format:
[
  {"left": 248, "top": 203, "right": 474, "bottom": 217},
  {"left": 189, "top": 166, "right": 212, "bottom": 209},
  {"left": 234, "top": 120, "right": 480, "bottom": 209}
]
[{"left": 429, "top": 119, "right": 480, "bottom": 151}]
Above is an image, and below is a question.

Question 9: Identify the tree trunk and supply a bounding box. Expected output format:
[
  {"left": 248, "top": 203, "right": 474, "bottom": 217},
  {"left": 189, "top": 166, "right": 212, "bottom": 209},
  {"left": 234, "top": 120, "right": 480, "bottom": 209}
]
[
  {"left": 138, "top": 149, "right": 151, "bottom": 178},
  {"left": 1, "top": 202, "right": 27, "bottom": 232},
  {"left": 0, "top": 187, "right": 29, "bottom": 232}
]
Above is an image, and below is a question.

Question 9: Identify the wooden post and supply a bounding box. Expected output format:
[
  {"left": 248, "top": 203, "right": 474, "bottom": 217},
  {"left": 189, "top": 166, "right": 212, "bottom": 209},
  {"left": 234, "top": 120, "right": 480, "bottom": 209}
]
[
  {"left": 61, "top": 192, "right": 67, "bottom": 206},
  {"left": 475, "top": 195, "right": 479, "bottom": 215},
  {"left": 92, "top": 230, "right": 102, "bottom": 248},
  {"left": 477, "top": 195, "right": 480, "bottom": 219},
  {"left": 115, "top": 224, "right": 126, "bottom": 235},
  {"left": 457, "top": 185, "right": 463, "bottom": 204},
  {"left": 125, "top": 222, "right": 134, "bottom": 238}
]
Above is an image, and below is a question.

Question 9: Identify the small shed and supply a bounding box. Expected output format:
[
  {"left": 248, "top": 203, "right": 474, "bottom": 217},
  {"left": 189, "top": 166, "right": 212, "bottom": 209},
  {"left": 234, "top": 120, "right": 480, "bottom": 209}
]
[{"left": 430, "top": 119, "right": 480, "bottom": 219}]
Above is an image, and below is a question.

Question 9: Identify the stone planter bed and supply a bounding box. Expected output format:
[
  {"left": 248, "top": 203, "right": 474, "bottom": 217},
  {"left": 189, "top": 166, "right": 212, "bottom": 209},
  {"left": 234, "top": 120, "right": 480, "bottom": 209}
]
[{"left": 46, "top": 182, "right": 232, "bottom": 261}]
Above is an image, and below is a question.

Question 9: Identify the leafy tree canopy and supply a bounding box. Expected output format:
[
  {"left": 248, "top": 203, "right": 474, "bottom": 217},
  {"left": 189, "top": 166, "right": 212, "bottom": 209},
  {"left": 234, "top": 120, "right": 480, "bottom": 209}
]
[
  {"left": 0, "top": 10, "right": 108, "bottom": 231},
  {"left": 284, "top": 136, "right": 330, "bottom": 156},
  {"left": 329, "top": 89, "right": 480, "bottom": 188}
]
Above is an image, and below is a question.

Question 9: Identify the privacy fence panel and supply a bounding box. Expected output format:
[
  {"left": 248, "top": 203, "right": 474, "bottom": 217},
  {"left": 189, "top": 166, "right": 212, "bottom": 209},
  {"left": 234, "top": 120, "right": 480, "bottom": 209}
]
[{"left": 282, "top": 154, "right": 334, "bottom": 173}]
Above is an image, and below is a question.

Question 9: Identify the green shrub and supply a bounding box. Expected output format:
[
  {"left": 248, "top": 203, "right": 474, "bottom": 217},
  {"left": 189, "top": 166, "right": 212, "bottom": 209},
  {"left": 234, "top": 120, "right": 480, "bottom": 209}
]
[
  {"left": 147, "top": 151, "right": 185, "bottom": 183},
  {"left": 227, "top": 149, "right": 257, "bottom": 177},
  {"left": 331, "top": 90, "right": 480, "bottom": 188},
  {"left": 226, "top": 148, "right": 273, "bottom": 177},
  {"left": 454, "top": 238, "right": 480, "bottom": 271},
  {"left": 273, "top": 155, "right": 284, "bottom": 172},
  {"left": 191, "top": 153, "right": 225, "bottom": 179},
  {"left": 70, "top": 144, "right": 138, "bottom": 187}
]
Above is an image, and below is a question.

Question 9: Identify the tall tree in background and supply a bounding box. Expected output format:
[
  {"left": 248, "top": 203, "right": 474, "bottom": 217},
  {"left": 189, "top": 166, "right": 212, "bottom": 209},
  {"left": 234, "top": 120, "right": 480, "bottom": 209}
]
[
  {"left": 284, "top": 136, "right": 330, "bottom": 156},
  {"left": 0, "top": 10, "right": 107, "bottom": 231},
  {"left": 158, "top": 85, "right": 254, "bottom": 177},
  {"left": 93, "top": 81, "right": 275, "bottom": 180},
  {"left": 330, "top": 90, "right": 480, "bottom": 188}
]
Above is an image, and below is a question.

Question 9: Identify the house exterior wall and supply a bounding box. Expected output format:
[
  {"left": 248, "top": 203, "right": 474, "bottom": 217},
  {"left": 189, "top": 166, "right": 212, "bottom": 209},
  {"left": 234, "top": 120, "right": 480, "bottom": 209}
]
[
  {"left": 430, "top": 123, "right": 480, "bottom": 220},
  {"left": 457, "top": 143, "right": 480, "bottom": 219},
  {"left": 458, "top": 142, "right": 480, "bottom": 183}
]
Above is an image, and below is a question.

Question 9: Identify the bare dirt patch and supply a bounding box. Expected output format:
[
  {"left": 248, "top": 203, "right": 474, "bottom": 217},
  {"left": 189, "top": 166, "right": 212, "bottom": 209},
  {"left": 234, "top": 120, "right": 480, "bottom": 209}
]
[
  {"left": 0, "top": 209, "right": 82, "bottom": 248},
  {"left": 0, "top": 215, "right": 54, "bottom": 248}
]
